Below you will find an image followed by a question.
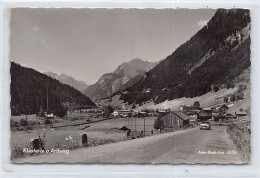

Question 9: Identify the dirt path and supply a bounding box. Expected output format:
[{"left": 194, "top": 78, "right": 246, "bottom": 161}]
[{"left": 14, "top": 126, "right": 245, "bottom": 164}]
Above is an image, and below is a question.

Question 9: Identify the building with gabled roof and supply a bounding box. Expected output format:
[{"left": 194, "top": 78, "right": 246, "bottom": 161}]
[{"left": 157, "top": 111, "right": 190, "bottom": 131}]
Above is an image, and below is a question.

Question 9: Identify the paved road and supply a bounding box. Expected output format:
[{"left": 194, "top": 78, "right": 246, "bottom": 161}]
[{"left": 14, "top": 126, "right": 245, "bottom": 164}]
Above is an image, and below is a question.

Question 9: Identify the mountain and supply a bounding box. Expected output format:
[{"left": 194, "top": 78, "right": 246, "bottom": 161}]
[
  {"left": 44, "top": 72, "right": 88, "bottom": 92},
  {"left": 119, "top": 9, "right": 251, "bottom": 105},
  {"left": 11, "top": 62, "right": 96, "bottom": 115},
  {"left": 83, "top": 58, "right": 158, "bottom": 99}
]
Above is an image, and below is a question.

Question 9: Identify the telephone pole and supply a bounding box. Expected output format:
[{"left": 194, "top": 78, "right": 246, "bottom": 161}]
[
  {"left": 46, "top": 79, "right": 49, "bottom": 112},
  {"left": 135, "top": 117, "right": 136, "bottom": 131},
  {"left": 143, "top": 115, "right": 145, "bottom": 137}
]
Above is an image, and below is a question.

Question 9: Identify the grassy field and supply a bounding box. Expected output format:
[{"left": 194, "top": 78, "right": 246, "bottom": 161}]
[
  {"left": 10, "top": 116, "right": 157, "bottom": 159},
  {"left": 138, "top": 87, "right": 238, "bottom": 110},
  {"left": 11, "top": 114, "right": 38, "bottom": 122}
]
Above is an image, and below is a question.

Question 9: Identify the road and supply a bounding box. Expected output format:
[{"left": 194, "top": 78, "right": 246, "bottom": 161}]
[{"left": 14, "top": 126, "right": 245, "bottom": 164}]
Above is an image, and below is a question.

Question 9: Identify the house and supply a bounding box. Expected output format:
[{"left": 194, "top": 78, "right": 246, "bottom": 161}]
[
  {"left": 219, "top": 104, "right": 229, "bottom": 112},
  {"left": 203, "top": 107, "right": 213, "bottom": 113},
  {"left": 226, "top": 113, "right": 236, "bottom": 119},
  {"left": 158, "top": 108, "right": 170, "bottom": 114},
  {"left": 112, "top": 109, "right": 132, "bottom": 117},
  {"left": 179, "top": 105, "right": 193, "bottom": 112},
  {"left": 111, "top": 110, "right": 119, "bottom": 116},
  {"left": 197, "top": 107, "right": 213, "bottom": 121},
  {"left": 142, "top": 88, "right": 151, "bottom": 93},
  {"left": 81, "top": 108, "right": 104, "bottom": 114},
  {"left": 178, "top": 105, "right": 184, "bottom": 111},
  {"left": 235, "top": 111, "right": 247, "bottom": 118},
  {"left": 185, "top": 111, "right": 198, "bottom": 121},
  {"left": 158, "top": 111, "right": 190, "bottom": 131},
  {"left": 44, "top": 112, "right": 54, "bottom": 119}
]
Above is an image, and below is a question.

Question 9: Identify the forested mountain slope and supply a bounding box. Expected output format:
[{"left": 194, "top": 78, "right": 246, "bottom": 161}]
[
  {"left": 11, "top": 62, "right": 96, "bottom": 115},
  {"left": 119, "top": 9, "right": 251, "bottom": 105}
]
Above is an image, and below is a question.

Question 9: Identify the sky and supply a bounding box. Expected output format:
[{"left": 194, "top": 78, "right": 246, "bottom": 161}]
[{"left": 10, "top": 8, "right": 216, "bottom": 84}]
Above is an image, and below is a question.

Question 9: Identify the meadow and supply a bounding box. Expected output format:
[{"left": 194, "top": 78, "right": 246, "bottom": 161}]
[{"left": 10, "top": 115, "right": 157, "bottom": 159}]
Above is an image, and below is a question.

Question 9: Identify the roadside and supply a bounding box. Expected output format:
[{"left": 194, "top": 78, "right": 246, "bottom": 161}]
[
  {"left": 227, "top": 116, "right": 251, "bottom": 162},
  {"left": 13, "top": 126, "right": 245, "bottom": 164}
]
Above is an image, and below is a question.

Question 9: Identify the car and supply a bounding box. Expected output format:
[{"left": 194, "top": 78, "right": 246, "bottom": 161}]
[{"left": 200, "top": 121, "right": 211, "bottom": 130}]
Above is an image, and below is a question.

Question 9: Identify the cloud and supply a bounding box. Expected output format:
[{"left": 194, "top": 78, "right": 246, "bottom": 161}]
[
  {"left": 32, "top": 26, "right": 40, "bottom": 31},
  {"left": 198, "top": 19, "right": 209, "bottom": 28}
]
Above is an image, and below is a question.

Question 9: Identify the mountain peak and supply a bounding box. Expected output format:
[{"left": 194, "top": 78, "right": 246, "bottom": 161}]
[
  {"left": 45, "top": 71, "right": 58, "bottom": 78},
  {"left": 44, "top": 72, "right": 88, "bottom": 92},
  {"left": 84, "top": 58, "right": 158, "bottom": 99},
  {"left": 115, "top": 58, "right": 157, "bottom": 78},
  {"left": 130, "top": 58, "right": 143, "bottom": 62}
]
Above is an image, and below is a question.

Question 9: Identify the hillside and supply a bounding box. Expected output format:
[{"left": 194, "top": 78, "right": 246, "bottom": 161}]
[
  {"left": 44, "top": 72, "right": 88, "bottom": 92},
  {"left": 119, "top": 9, "right": 251, "bottom": 105},
  {"left": 83, "top": 58, "right": 157, "bottom": 99},
  {"left": 11, "top": 62, "right": 96, "bottom": 115}
]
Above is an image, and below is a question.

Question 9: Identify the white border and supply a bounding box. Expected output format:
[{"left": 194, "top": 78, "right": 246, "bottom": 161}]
[{"left": 1, "top": 0, "right": 260, "bottom": 177}]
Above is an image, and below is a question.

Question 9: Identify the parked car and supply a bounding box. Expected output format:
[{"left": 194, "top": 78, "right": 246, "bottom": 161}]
[{"left": 200, "top": 121, "right": 211, "bottom": 130}]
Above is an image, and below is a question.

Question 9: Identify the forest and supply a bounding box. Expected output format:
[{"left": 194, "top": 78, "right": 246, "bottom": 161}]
[{"left": 11, "top": 62, "right": 96, "bottom": 116}]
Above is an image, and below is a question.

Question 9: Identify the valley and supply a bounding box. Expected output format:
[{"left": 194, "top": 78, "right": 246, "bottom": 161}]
[{"left": 10, "top": 9, "right": 251, "bottom": 164}]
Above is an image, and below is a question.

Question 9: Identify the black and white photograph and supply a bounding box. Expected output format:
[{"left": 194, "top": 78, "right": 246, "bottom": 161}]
[{"left": 9, "top": 8, "right": 251, "bottom": 164}]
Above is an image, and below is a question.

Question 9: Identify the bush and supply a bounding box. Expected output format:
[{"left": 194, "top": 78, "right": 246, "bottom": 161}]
[
  {"left": 154, "top": 117, "right": 165, "bottom": 130},
  {"left": 10, "top": 120, "right": 19, "bottom": 127},
  {"left": 230, "top": 94, "right": 236, "bottom": 102},
  {"left": 45, "top": 118, "right": 51, "bottom": 125},
  {"left": 237, "top": 85, "right": 245, "bottom": 93},
  {"left": 193, "top": 101, "right": 200, "bottom": 109},
  {"left": 213, "top": 85, "right": 219, "bottom": 92},
  {"left": 54, "top": 105, "right": 68, "bottom": 117},
  {"left": 237, "top": 93, "right": 244, "bottom": 100},
  {"left": 227, "top": 82, "right": 235, "bottom": 89},
  {"left": 20, "top": 119, "right": 28, "bottom": 126},
  {"left": 28, "top": 120, "right": 37, "bottom": 126}
]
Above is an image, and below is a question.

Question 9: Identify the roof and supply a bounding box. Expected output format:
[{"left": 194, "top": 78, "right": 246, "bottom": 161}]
[
  {"left": 203, "top": 107, "right": 213, "bottom": 111},
  {"left": 159, "top": 111, "right": 190, "bottom": 121},
  {"left": 172, "top": 111, "right": 190, "bottom": 120},
  {"left": 197, "top": 112, "right": 212, "bottom": 117},
  {"left": 235, "top": 111, "right": 247, "bottom": 115}
]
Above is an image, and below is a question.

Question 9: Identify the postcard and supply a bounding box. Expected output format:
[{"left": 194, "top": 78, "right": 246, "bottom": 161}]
[{"left": 10, "top": 8, "right": 251, "bottom": 164}]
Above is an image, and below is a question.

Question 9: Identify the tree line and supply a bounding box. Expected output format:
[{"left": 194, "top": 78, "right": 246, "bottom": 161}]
[{"left": 11, "top": 62, "right": 96, "bottom": 116}]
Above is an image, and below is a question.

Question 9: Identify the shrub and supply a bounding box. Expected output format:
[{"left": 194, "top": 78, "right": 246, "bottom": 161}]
[
  {"left": 237, "top": 93, "right": 244, "bottom": 100},
  {"left": 230, "top": 94, "right": 236, "bottom": 102},
  {"left": 10, "top": 120, "right": 19, "bottom": 127},
  {"left": 20, "top": 119, "right": 28, "bottom": 126},
  {"left": 28, "top": 120, "right": 37, "bottom": 126},
  {"left": 224, "top": 96, "right": 228, "bottom": 103},
  {"left": 227, "top": 82, "right": 235, "bottom": 89},
  {"left": 45, "top": 118, "right": 51, "bottom": 125},
  {"left": 11, "top": 144, "right": 27, "bottom": 159},
  {"left": 37, "top": 132, "right": 46, "bottom": 150},
  {"left": 154, "top": 117, "right": 165, "bottom": 130},
  {"left": 193, "top": 101, "right": 200, "bottom": 109},
  {"left": 213, "top": 85, "right": 219, "bottom": 92},
  {"left": 237, "top": 85, "right": 245, "bottom": 93}
]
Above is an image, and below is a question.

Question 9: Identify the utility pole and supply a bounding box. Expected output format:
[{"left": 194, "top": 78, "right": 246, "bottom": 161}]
[
  {"left": 47, "top": 80, "right": 49, "bottom": 112},
  {"left": 143, "top": 115, "right": 145, "bottom": 137},
  {"left": 131, "top": 116, "right": 132, "bottom": 130},
  {"left": 135, "top": 117, "right": 136, "bottom": 131}
]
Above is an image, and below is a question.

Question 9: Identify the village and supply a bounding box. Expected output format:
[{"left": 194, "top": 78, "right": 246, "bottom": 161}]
[
  {"left": 10, "top": 80, "right": 250, "bottom": 161},
  {"left": 8, "top": 8, "right": 252, "bottom": 165}
]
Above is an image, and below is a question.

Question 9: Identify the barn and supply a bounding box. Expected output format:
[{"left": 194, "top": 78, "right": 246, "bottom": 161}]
[
  {"left": 197, "top": 107, "right": 213, "bottom": 121},
  {"left": 158, "top": 111, "right": 190, "bottom": 131}
]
